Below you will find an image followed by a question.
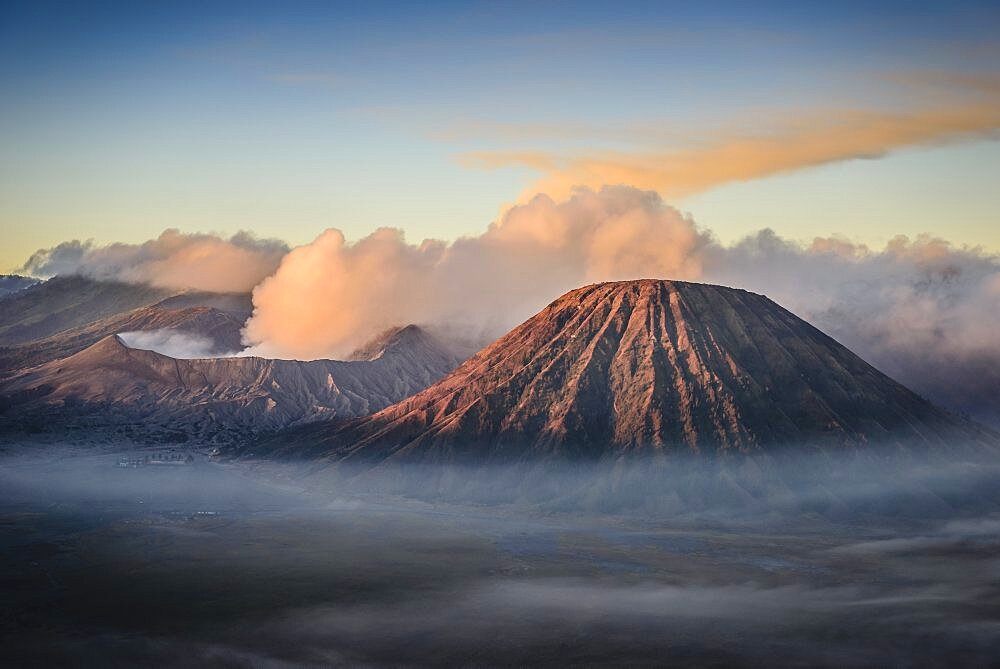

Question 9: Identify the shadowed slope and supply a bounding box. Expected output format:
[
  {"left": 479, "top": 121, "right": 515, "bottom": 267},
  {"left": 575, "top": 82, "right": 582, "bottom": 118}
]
[
  {"left": 0, "top": 275, "right": 38, "bottom": 300},
  {"left": 0, "top": 276, "right": 173, "bottom": 345},
  {"left": 0, "top": 304, "right": 247, "bottom": 374},
  {"left": 0, "top": 276, "right": 255, "bottom": 375}
]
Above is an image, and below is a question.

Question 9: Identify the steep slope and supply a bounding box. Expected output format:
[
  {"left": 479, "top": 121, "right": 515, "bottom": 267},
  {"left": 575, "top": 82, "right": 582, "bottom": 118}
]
[
  {"left": 0, "top": 304, "right": 247, "bottom": 374},
  {"left": 0, "top": 325, "right": 465, "bottom": 445},
  {"left": 0, "top": 276, "right": 174, "bottom": 345},
  {"left": 150, "top": 291, "right": 252, "bottom": 314},
  {"left": 0, "top": 278, "right": 253, "bottom": 375},
  {"left": 281, "top": 280, "right": 997, "bottom": 463},
  {"left": 0, "top": 275, "right": 39, "bottom": 299}
]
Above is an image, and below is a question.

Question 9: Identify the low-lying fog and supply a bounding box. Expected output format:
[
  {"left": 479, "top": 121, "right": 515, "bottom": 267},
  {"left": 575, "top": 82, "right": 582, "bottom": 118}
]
[{"left": 2, "top": 444, "right": 999, "bottom": 667}]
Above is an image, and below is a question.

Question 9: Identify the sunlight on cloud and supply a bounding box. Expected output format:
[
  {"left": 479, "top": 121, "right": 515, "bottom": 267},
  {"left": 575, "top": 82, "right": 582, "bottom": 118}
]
[
  {"left": 20, "top": 230, "right": 288, "bottom": 293},
  {"left": 240, "top": 186, "right": 1000, "bottom": 426},
  {"left": 242, "top": 187, "right": 706, "bottom": 359},
  {"left": 460, "top": 76, "right": 1000, "bottom": 202}
]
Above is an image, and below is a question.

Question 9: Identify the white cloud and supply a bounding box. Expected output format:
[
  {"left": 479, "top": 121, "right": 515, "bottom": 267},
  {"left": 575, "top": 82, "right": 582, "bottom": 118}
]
[{"left": 118, "top": 329, "right": 231, "bottom": 359}]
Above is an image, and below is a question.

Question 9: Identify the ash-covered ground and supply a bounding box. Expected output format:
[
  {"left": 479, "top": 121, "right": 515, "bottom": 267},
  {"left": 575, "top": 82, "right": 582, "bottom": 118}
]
[{"left": 2, "top": 445, "right": 999, "bottom": 667}]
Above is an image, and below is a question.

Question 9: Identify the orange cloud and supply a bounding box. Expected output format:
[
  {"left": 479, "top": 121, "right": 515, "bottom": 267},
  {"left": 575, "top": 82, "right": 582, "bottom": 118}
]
[
  {"left": 243, "top": 187, "right": 708, "bottom": 359},
  {"left": 461, "top": 76, "right": 1000, "bottom": 201}
]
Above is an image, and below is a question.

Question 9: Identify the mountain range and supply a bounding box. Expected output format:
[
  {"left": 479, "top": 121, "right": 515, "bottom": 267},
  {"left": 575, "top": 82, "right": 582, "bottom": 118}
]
[
  {"left": 0, "top": 277, "right": 465, "bottom": 445},
  {"left": 0, "top": 277, "right": 252, "bottom": 372},
  {"left": 1, "top": 276, "right": 995, "bottom": 459}
]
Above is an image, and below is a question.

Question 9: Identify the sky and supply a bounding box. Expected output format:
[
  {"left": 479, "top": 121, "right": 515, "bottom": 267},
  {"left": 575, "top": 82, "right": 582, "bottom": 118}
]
[{"left": 2, "top": 1, "right": 999, "bottom": 273}]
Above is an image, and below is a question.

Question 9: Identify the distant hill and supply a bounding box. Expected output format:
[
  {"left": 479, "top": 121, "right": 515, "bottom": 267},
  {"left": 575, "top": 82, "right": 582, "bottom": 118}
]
[{"left": 273, "top": 280, "right": 998, "bottom": 464}]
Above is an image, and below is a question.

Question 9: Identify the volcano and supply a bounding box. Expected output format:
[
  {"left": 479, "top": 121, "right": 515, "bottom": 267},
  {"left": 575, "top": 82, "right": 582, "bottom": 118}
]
[
  {"left": 277, "top": 280, "right": 997, "bottom": 463},
  {"left": 0, "top": 325, "right": 465, "bottom": 445}
]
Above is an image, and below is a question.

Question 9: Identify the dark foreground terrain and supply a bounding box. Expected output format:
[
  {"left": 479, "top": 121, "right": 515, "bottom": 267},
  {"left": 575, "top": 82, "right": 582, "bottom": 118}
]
[{"left": 2, "top": 445, "right": 1000, "bottom": 667}]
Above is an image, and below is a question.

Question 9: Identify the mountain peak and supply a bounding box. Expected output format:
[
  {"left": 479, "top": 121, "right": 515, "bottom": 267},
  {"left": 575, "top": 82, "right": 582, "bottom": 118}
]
[
  {"left": 283, "top": 279, "right": 996, "bottom": 463},
  {"left": 70, "top": 333, "right": 132, "bottom": 360},
  {"left": 348, "top": 325, "right": 441, "bottom": 362}
]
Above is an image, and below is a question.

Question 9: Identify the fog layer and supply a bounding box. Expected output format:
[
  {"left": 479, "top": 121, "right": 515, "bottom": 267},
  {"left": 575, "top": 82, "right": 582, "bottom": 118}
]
[{"left": 2, "top": 445, "right": 999, "bottom": 667}]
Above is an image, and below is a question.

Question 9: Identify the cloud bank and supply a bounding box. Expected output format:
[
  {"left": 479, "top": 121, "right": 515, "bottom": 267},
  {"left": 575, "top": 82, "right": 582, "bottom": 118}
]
[
  {"left": 707, "top": 229, "right": 1000, "bottom": 424},
  {"left": 242, "top": 186, "right": 1000, "bottom": 425},
  {"left": 20, "top": 229, "right": 287, "bottom": 293}
]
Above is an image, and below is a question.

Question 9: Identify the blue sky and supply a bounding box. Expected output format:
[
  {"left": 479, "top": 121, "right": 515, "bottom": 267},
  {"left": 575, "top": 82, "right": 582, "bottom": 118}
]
[{"left": 2, "top": 0, "right": 999, "bottom": 270}]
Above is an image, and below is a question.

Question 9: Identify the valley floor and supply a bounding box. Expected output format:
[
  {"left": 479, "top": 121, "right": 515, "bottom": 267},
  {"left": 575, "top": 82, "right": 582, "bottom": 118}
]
[{"left": 1, "top": 445, "right": 999, "bottom": 667}]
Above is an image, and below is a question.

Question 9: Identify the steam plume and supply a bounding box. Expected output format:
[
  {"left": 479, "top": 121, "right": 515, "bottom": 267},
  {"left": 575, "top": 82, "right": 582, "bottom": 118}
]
[
  {"left": 117, "top": 329, "right": 232, "bottom": 359},
  {"left": 15, "top": 191, "right": 999, "bottom": 425},
  {"left": 242, "top": 187, "right": 1000, "bottom": 425},
  {"left": 242, "top": 187, "right": 707, "bottom": 359}
]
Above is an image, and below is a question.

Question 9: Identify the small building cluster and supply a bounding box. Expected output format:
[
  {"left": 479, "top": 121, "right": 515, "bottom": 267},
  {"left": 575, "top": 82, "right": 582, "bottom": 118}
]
[{"left": 116, "top": 452, "right": 195, "bottom": 468}]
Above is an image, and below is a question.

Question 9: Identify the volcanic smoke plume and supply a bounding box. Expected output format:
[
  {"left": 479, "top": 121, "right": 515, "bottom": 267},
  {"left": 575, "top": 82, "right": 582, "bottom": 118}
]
[
  {"left": 239, "top": 187, "right": 1000, "bottom": 425},
  {"left": 243, "top": 187, "right": 709, "bottom": 359},
  {"left": 21, "top": 229, "right": 288, "bottom": 293}
]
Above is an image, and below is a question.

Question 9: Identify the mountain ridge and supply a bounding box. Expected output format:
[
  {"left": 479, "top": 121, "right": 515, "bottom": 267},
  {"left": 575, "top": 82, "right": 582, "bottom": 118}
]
[
  {"left": 0, "top": 276, "right": 254, "bottom": 376},
  {"left": 0, "top": 304, "right": 246, "bottom": 374},
  {"left": 0, "top": 275, "right": 39, "bottom": 300},
  {"left": 0, "top": 325, "right": 465, "bottom": 445}
]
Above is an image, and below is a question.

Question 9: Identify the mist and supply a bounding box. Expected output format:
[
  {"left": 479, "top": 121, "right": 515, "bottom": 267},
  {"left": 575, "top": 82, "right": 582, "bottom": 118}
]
[
  {"left": 3, "top": 443, "right": 1000, "bottom": 666},
  {"left": 117, "top": 329, "right": 236, "bottom": 359}
]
